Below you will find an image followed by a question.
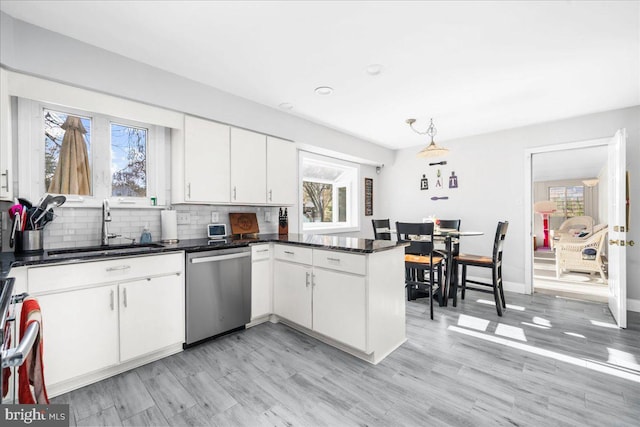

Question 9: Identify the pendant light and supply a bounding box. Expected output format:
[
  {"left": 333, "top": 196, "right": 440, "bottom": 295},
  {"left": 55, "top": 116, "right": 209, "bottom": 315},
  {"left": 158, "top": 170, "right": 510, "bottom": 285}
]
[{"left": 406, "top": 118, "right": 449, "bottom": 158}]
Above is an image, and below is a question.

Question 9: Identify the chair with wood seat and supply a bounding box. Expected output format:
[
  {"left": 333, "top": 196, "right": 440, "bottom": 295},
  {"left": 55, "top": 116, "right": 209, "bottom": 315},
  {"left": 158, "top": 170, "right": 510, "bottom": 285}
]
[
  {"left": 455, "top": 221, "right": 509, "bottom": 316},
  {"left": 372, "top": 218, "right": 392, "bottom": 240},
  {"left": 396, "top": 222, "right": 444, "bottom": 319}
]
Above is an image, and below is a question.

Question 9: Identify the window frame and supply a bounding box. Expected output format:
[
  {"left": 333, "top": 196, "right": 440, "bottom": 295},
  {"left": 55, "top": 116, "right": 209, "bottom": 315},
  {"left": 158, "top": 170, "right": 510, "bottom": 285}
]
[
  {"left": 300, "top": 151, "right": 360, "bottom": 233},
  {"left": 549, "top": 185, "right": 585, "bottom": 219},
  {"left": 18, "top": 98, "right": 166, "bottom": 208}
]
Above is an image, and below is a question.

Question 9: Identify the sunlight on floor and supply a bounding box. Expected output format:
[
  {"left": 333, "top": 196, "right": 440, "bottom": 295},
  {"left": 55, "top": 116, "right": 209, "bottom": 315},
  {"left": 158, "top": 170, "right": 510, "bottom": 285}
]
[
  {"left": 457, "top": 314, "right": 490, "bottom": 332},
  {"left": 533, "top": 316, "right": 552, "bottom": 327},
  {"left": 448, "top": 325, "right": 640, "bottom": 383},
  {"left": 607, "top": 348, "right": 640, "bottom": 371},
  {"left": 563, "top": 332, "right": 586, "bottom": 339},
  {"left": 521, "top": 322, "right": 550, "bottom": 330},
  {"left": 590, "top": 319, "right": 619, "bottom": 329},
  {"left": 476, "top": 299, "right": 526, "bottom": 311},
  {"left": 495, "top": 323, "right": 527, "bottom": 341}
]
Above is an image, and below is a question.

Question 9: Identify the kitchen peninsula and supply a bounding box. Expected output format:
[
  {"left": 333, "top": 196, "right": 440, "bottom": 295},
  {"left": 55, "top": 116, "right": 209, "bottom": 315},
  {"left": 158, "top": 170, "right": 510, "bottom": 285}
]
[{"left": 2, "top": 234, "right": 408, "bottom": 396}]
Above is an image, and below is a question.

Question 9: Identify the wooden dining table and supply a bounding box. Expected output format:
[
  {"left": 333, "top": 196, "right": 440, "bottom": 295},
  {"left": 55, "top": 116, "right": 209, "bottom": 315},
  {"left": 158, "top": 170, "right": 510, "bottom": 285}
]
[{"left": 433, "top": 229, "right": 483, "bottom": 306}]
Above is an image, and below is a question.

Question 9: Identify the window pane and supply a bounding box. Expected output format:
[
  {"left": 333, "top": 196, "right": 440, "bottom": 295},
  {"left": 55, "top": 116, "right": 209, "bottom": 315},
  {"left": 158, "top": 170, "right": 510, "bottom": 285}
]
[
  {"left": 44, "top": 109, "right": 92, "bottom": 195},
  {"left": 338, "top": 186, "right": 347, "bottom": 222},
  {"left": 111, "top": 123, "right": 147, "bottom": 197},
  {"left": 549, "top": 186, "right": 566, "bottom": 217},
  {"left": 566, "top": 186, "right": 584, "bottom": 217},
  {"left": 303, "top": 181, "right": 333, "bottom": 222}
]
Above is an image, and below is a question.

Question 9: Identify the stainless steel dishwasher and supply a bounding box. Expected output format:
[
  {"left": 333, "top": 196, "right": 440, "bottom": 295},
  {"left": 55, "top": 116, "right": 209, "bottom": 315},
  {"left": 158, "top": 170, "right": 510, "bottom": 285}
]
[{"left": 185, "top": 247, "right": 251, "bottom": 347}]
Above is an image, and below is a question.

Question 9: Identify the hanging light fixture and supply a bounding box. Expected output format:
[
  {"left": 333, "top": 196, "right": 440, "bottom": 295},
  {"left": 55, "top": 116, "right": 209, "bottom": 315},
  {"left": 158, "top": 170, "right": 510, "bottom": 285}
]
[{"left": 406, "top": 118, "right": 449, "bottom": 158}]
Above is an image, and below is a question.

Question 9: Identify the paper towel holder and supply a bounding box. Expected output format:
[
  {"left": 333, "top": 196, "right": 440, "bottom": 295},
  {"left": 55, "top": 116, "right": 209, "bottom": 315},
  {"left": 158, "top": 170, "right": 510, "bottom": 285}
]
[{"left": 160, "top": 209, "right": 179, "bottom": 244}]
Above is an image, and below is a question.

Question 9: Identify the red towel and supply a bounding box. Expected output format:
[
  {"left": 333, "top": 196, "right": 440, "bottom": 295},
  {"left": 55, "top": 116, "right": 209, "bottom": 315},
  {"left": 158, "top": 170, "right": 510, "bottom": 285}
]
[{"left": 18, "top": 297, "right": 49, "bottom": 404}]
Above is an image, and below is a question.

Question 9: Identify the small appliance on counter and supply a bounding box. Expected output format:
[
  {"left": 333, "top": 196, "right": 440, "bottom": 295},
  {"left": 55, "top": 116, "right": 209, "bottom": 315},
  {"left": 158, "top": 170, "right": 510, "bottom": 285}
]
[
  {"left": 279, "top": 208, "right": 288, "bottom": 235},
  {"left": 207, "top": 223, "right": 227, "bottom": 240}
]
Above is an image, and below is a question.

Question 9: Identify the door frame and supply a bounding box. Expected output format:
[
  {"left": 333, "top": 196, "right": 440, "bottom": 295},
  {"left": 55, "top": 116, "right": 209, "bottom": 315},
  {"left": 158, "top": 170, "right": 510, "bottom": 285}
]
[{"left": 523, "top": 137, "right": 610, "bottom": 295}]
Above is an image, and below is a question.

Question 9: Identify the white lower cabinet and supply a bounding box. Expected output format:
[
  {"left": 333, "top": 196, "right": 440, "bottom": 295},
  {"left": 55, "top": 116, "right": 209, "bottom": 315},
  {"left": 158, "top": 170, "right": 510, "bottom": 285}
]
[
  {"left": 273, "top": 260, "right": 312, "bottom": 329},
  {"left": 27, "top": 252, "right": 185, "bottom": 395},
  {"left": 119, "top": 274, "right": 184, "bottom": 362},
  {"left": 312, "top": 268, "right": 366, "bottom": 351},
  {"left": 271, "top": 244, "right": 406, "bottom": 364},
  {"left": 251, "top": 245, "right": 272, "bottom": 320},
  {"left": 37, "top": 285, "right": 119, "bottom": 386}
]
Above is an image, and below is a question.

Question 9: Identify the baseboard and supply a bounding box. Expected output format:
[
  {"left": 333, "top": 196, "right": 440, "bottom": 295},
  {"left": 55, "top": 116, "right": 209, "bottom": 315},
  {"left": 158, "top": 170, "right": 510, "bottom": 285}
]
[{"left": 628, "top": 298, "right": 640, "bottom": 313}]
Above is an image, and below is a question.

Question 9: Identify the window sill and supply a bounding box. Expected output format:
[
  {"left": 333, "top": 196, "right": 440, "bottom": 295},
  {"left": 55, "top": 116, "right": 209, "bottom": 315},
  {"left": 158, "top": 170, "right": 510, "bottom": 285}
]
[{"left": 302, "top": 225, "right": 360, "bottom": 235}]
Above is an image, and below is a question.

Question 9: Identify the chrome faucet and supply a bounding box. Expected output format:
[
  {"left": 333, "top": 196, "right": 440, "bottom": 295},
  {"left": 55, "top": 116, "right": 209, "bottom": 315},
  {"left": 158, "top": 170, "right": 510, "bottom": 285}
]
[{"left": 101, "top": 199, "right": 119, "bottom": 245}]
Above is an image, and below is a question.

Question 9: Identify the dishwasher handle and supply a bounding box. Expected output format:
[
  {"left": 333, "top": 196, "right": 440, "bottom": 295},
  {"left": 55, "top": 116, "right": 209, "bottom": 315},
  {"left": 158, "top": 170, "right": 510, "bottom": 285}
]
[{"left": 190, "top": 252, "right": 251, "bottom": 264}]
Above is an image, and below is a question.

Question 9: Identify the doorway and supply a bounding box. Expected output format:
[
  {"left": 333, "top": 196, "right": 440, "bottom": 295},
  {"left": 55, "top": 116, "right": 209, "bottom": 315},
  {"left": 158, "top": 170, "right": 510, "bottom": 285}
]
[
  {"left": 525, "top": 138, "right": 609, "bottom": 303},
  {"left": 530, "top": 146, "right": 608, "bottom": 302}
]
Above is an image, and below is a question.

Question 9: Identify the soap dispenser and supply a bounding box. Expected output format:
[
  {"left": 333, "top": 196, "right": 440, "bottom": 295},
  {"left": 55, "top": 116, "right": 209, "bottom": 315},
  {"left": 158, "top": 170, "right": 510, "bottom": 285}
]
[{"left": 140, "top": 224, "right": 152, "bottom": 244}]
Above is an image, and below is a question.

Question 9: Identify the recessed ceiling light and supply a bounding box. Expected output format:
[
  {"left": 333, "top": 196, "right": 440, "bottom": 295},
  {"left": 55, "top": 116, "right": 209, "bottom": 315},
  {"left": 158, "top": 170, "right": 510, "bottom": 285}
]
[
  {"left": 278, "top": 102, "right": 293, "bottom": 110},
  {"left": 366, "top": 64, "right": 383, "bottom": 76},
  {"left": 315, "top": 86, "right": 333, "bottom": 96}
]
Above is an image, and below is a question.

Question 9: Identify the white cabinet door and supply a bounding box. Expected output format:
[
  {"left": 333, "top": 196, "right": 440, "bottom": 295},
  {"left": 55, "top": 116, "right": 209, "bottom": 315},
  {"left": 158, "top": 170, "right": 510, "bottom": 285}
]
[
  {"left": 273, "top": 260, "right": 312, "bottom": 329},
  {"left": 230, "top": 127, "right": 266, "bottom": 204},
  {"left": 312, "top": 268, "right": 367, "bottom": 351},
  {"left": 266, "top": 136, "right": 296, "bottom": 205},
  {"left": 119, "top": 273, "right": 184, "bottom": 362},
  {"left": 251, "top": 259, "right": 272, "bottom": 320},
  {"left": 184, "top": 115, "right": 230, "bottom": 203},
  {"left": 0, "top": 68, "right": 13, "bottom": 201},
  {"left": 38, "top": 285, "right": 119, "bottom": 387}
]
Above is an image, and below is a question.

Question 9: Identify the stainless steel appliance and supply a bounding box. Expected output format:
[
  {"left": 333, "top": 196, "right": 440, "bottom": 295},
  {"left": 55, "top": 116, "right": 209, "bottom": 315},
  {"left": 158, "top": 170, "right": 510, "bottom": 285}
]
[
  {"left": 185, "top": 247, "right": 251, "bottom": 347},
  {"left": 1, "top": 278, "right": 35, "bottom": 403}
]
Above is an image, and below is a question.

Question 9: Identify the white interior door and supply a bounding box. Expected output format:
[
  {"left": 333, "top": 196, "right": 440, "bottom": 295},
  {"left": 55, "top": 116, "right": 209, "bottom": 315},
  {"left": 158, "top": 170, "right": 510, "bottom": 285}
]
[{"left": 607, "top": 129, "right": 627, "bottom": 328}]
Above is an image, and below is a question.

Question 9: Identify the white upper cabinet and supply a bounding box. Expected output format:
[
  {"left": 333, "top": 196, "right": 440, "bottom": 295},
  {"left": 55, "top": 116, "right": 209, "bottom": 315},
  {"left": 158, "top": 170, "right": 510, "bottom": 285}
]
[
  {"left": 230, "top": 127, "right": 266, "bottom": 204},
  {"left": 0, "top": 68, "right": 13, "bottom": 201},
  {"left": 172, "top": 114, "right": 296, "bottom": 205},
  {"left": 173, "top": 115, "right": 230, "bottom": 204},
  {"left": 266, "top": 136, "right": 297, "bottom": 205}
]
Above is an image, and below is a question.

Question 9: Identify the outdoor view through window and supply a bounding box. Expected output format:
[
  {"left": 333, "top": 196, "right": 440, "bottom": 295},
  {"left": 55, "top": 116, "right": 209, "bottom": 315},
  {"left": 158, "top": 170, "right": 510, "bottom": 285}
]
[
  {"left": 44, "top": 108, "right": 147, "bottom": 197},
  {"left": 549, "top": 185, "right": 585, "bottom": 218}
]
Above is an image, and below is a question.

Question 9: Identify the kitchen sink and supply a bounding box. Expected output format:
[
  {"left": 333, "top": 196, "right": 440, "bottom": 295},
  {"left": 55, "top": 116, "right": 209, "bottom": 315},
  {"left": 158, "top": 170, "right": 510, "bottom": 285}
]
[{"left": 47, "top": 243, "right": 166, "bottom": 258}]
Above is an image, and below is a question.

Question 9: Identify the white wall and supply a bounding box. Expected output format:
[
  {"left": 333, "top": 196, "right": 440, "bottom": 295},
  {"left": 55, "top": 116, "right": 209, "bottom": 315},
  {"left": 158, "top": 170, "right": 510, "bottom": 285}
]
[
  {"left": 0, "top": 12, "right": 390, "bottom": 240},
  {"left": 0, "top": 12, "right": 394, "bottom": 168},
  {"left": 380, "top": 106, "right": 640, "bottom": 300}
]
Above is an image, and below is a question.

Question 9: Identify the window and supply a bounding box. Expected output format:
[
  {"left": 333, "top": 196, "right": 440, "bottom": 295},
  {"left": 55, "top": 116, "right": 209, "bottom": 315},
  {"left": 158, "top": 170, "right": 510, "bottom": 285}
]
[
  {"left": 19, "top": 98, "right": 166, "bottom": 207},
  {"left": 111, "top": 123, "right": 147, "bottom": 197},
  {"left": 549, "top": 185, "right": 585, "bottom": 218},
  {"left": 301, "top": 153, "right": 359, "bottom": 232}
]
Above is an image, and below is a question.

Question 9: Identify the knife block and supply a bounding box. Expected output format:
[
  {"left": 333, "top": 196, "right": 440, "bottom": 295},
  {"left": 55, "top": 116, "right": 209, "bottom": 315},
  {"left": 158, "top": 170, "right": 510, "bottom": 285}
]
[{"left": 278, "top": 209, "right": 288, "bottom": 235}]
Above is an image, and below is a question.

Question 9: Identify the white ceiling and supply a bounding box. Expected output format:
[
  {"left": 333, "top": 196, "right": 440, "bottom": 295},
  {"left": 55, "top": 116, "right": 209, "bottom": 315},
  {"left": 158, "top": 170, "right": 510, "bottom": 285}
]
[
  {"left": 1, "top": 1, "right": 638, "bottom": 150},
  {"left": 532, "top": 145, "right": 607, "bottom": 182}
]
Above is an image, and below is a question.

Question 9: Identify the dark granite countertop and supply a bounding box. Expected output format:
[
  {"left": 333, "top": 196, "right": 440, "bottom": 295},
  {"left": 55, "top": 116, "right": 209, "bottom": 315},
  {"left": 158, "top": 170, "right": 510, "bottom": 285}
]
[{"left": 0, "top": 233, "right": 404, "bottom": 278}]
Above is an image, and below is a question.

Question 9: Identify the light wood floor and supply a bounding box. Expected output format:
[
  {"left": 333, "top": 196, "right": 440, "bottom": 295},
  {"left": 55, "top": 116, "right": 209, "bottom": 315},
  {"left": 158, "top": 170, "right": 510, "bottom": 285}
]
[{"left": 52, "top": 291, "right": 640, "bottom": 426}]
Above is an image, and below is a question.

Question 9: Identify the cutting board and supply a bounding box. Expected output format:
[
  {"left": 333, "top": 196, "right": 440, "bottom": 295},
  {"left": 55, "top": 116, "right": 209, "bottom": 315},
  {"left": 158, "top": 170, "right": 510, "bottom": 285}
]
[{"left": 229, "top": 212, "right": 259, "bottom": 235}]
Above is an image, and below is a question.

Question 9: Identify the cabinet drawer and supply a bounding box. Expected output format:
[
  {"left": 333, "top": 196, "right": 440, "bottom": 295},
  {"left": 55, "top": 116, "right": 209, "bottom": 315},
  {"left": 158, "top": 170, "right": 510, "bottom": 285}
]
[
  {"left": 251, "top": 244, "right": 271, "bottom": 261},
  {"left": 273, "top": 244, "right": 313, "bottom": 265},
  {"left": 28, "top": 252, "right": 184, "bottom": 294},
  {"left": 313, "top": 249, "right": 366, "bottom": 275}
]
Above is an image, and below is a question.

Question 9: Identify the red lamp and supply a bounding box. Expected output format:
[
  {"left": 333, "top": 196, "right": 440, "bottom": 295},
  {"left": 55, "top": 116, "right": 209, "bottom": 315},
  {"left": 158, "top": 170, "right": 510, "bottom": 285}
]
[{"left": 534, "top": 201, "right": 557, "bottom": 249}]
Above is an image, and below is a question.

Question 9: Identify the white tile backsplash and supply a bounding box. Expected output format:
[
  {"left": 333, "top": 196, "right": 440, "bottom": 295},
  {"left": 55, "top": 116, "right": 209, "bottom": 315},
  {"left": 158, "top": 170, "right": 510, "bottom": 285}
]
[{"left": 41, "top": 204, "right": 281, "bottom": 249}]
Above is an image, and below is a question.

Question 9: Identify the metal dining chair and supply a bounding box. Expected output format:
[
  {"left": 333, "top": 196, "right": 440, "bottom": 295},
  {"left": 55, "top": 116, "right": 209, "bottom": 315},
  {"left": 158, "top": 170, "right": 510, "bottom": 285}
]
[
  {"left": 372, "top": 219, "right": 392, "bottom": 240},
  {"left": 396, "top": 222, "right": 444, "bottom": 319},
  {"left": 455, "top": 221, "right": 509, "bottom": 316}
]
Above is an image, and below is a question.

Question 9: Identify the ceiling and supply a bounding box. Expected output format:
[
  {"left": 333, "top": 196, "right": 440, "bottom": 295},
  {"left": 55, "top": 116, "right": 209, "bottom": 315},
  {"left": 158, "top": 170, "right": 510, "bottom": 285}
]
[
  {"left": 532, "top": 145, "right": 607, "bottom": 182},
  {"left": 1, "top": 1, "right": 638, "bottom": 150}
]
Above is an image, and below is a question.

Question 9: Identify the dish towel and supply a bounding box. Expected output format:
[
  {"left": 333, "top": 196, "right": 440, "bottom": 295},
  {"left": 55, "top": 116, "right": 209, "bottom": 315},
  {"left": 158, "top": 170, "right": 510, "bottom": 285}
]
[{"left": 18, "top": 297, "right": 49, "bottom": 404}]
